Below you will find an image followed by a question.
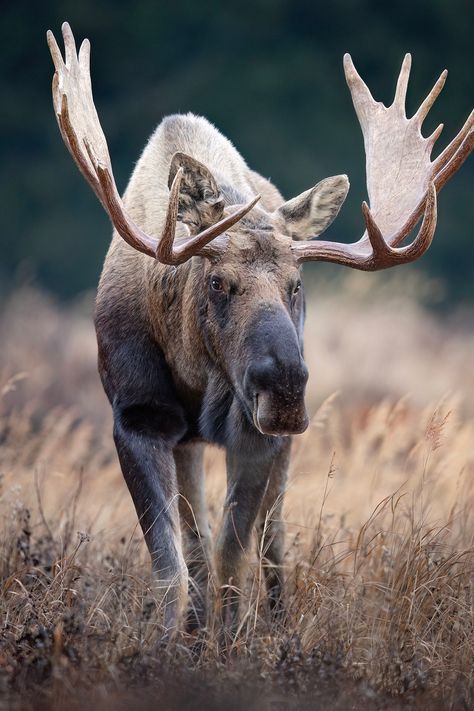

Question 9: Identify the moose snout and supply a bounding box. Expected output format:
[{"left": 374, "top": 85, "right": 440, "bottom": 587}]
[
  {"left": 241, "top": 304, "right": 309, "bottom": 437},
  {"left": 245, "top": 355, "right": 308, "bottom": 395},
  {"left": 244, "top": 355, "right": 309, "bottom": 437}
]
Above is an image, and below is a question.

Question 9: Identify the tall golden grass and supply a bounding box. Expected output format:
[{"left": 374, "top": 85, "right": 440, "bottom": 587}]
[{"left": 1, "top": 276, "right": 473, "bottom": 709}]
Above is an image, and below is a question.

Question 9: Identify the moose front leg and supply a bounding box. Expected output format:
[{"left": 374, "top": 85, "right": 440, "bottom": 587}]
[
  {"left": 256, "top": 437, "right": 291, "bottom": 619},
  {"left": 174, "top": 442, "right": 213, "bottom": 632},
  {"left": 215, "top": 447, "right": 278, "bottom": 637},
  {"left": 113, "top": 407, "right": 188, "bottom": 633}
]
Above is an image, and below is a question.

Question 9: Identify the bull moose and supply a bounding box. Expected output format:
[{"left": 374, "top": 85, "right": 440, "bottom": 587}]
[{"left": 47, "top": 23, "right": 473, "bottom": 635}]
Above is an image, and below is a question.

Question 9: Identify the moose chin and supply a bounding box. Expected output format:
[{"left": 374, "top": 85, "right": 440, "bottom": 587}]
[{"left": 47, "top": 22, "right": 473, "bottom": 636}]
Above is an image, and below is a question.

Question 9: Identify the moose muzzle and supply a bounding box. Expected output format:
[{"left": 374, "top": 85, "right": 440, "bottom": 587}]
[{"left": 243, "top": 308, "right": 309, "bottom": 437}]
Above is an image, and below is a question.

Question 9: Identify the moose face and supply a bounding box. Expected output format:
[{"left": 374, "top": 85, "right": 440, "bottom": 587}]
[{"left": 201, "top": 227, "right": 309, "bottom": 436}]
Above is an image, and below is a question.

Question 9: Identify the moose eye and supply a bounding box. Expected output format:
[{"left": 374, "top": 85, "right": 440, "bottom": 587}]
[
  {"left": 210, "top": 276, "right": 224, "bottom": 292},
  {"left": 293, "top": 281, "right": 302, "bottom": 296}
]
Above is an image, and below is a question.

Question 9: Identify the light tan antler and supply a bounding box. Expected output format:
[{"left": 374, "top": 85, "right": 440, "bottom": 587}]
[
  {"left": 292, "top": 53, "right": 474, "bottom": 269},
  {"left": 47, "top": 23, "right": 260, "bottom": 264}
]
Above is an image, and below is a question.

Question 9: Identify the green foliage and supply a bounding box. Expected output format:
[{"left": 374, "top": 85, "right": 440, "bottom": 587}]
[{"left": 1, "top": 0, "right": 472, "bottom": 303}]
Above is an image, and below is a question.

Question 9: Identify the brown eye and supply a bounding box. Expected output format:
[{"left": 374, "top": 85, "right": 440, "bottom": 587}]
[
  {"left": 293, "top": 281, "right": 301, "bottom": 295},
  {"left": 211, "top": 276, "right": 223, "bottom": 292}
]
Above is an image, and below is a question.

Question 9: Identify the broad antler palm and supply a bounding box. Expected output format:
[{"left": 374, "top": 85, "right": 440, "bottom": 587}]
[{"left": 292, "top": 54, "right": 473, "bottom": 269}]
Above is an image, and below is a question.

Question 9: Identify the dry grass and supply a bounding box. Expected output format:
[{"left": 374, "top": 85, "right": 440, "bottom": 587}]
[{"left": 1, "top": 277, "right": 473, "bottom": 710}]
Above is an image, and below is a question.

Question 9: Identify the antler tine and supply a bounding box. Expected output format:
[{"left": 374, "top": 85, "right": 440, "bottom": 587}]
[
  {"left": 362, "top": 202, "right": 390, "bottom": 258},
  {"left": 343, "top": 53, "right": 377, "bottom": 126},
  {"left": 78, "top": 37, "right": 91, "bottom": 75},
  {"left": 427, "top": 123, "right": 444, "bottom": 147},
  {"left": 433, "top": 109, "right": 474, "bottom": 173},
  {"left": 46, "top": 29, "right": 65, "bottom": 73},
  {"left": 156, "top": 168, "right": 184, "bottom": 263},
  {"left": 415, "top": 69, "right": 448, "bottom": 124},
  {"left": 393, "top": 53, "right": 411, "bottom": 111},
  {"left": 47, "top": 24, "right": 260, "bottom": 265}
]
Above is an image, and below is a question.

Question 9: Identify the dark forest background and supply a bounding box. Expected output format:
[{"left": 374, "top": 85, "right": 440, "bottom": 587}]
[{"left": 1, "top": 0, "right": 473, "bottom": 305}]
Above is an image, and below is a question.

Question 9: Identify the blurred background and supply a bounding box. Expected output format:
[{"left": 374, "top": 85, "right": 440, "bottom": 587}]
[
  {"left": 0, "top": 0, "right": 471, "bottom": 503},
  {"left": 1, "top": 9, "right": 474, "bottom": 700},
  {"left": 1, "top": 0, "right": 473, "bottom": 305}
]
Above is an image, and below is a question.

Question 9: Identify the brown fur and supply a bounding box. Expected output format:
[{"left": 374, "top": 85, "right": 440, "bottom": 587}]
[{"left": 95, "top": 113, "right": 347, "bottom": 634}]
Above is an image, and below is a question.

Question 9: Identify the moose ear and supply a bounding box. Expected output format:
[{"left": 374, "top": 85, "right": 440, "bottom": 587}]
[
  {"left": 275, "top": 175, "right": 350, "bottom": 240},
  {"left": 168, "top": 152, "right": 225, "bottom": 233}
]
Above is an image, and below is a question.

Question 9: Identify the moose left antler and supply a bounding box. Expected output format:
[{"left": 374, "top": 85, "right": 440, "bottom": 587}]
[
  {"left": 46, "top": 23, "right": 260, "bottom": 264},
  {"left": 293, "top": 53, "right": 474, "bottom": 268}
]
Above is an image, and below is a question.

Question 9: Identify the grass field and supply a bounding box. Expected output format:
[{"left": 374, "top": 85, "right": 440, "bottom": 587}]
[{"left": 1, "top": 275, "right": 473, "bottom": 709}]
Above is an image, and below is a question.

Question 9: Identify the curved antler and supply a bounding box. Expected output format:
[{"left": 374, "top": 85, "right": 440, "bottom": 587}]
[
  {"left": 47, "top": 23, "right": 260, "bottom": 264},
  {"left": 292, "top": 53, "right": 474, "bottom": 269}
]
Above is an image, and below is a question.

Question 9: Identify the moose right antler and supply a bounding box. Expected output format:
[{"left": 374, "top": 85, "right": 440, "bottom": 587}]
[
  {"left": 292, "top": 53, "right": 474, "bottom": 269},
  {"left": 46, "top": 22, "right": 260, "bottom": 265}
]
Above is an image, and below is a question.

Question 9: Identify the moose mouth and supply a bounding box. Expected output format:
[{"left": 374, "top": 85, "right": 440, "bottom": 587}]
[
  {"left": 252, "top": 394, "right": 280, "bottom": 437},
  {"left": 252, "top": 393, "right": 309, "bottom": 437}
]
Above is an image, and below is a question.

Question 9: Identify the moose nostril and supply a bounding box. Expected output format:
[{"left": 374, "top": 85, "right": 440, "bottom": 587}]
[
  {"left": 245, "top": 356, "right": 308, "bottom": 395},
  {"left": 245, "top": 357, "right": 276, "bottom": 391}
]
